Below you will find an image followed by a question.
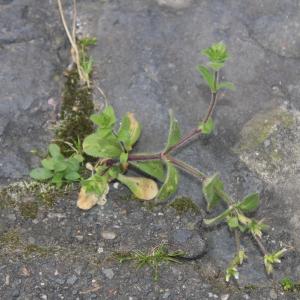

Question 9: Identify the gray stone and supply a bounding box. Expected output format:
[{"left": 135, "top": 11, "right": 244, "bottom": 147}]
[
  {"left": 66, "top": 275, "right": 78, "bottom": 285},
  {"left": 173, "top": 229, "right": 192, "bottom": 243},
  {"left": 102, "top": 268, "right": 114, "bottom": 280}
]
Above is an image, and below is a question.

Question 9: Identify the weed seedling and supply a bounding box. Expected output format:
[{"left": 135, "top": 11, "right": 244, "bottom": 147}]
[
  {"left": 31, "top": 42, "right": 290, "bottom": 281},
  {"left": 114, "top": 244, "right": 185, "bottom": 281}
]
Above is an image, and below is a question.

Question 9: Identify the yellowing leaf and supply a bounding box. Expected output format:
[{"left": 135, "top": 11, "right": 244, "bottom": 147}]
[
  {"left": 128, "top": 112, "right": 141, "bottom": 146},
  {"left": 117, "top": 174, "right": 158, "bottom": 200},
  {"left": 77, "top": 185, "right": 109, "bottom": 210}
]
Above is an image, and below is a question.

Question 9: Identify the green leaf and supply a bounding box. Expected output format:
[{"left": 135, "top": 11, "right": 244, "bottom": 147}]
[
  {"left": 81, "top": 174, "right": 108, "bottom": 195},
  {"left": 217, "top": 81, "right": 236, "bottom": 91},
  {"left": 48, "top": 144, "right": 62, "bottom": 158},
  {"left": 51, "top": 173, "right": 63, "bottom": 188},
  {"left": 164, "top": 110, "right": 181, "bottom": 151},
  {"left": 204, "top": 207, "right": 233, "bottom": 226},
  {"left": 108, "top": 166, "right": 122, "bottom": 179},
  {"left": 130, "top": 160, "right": 165, "bottom": 182},
  {"left": 201, "top": 42, "right": 229, "bottom": 70},
  {"left": 65, "top": 172, "right": 81, "bottom": 181},
  {"left": 30, "top": 168, "right": 53, "bottom": 181},
  {"left": 196, "top": 65, "right": 215, "bottom": 91},
  {"left": 73, "top": 154, "right": 84, "bottom": 163},
  {"left": 157, "top": 162, "right": 179, "bottom": 201},
  {"left": 117, "top": 113, "right": 141, "bottom": 151},
  {"left": 120, "top": 152, "right": 128, "bottom": 164},
  {"left": 65, "top": 157, "right": 80, "bottom": 172},
  {"left": 83, "top": 133, "right": 122, "bottom": 158},
  {"left": 53, "top": 160, "right": 68, "bottom": 172},
  {"left": 202, "top": 173, "right": 224, "bottom": 211},
  {"left": 90, "top": 105, "right": 116, "bottom": 129},
  {"left": 227, "top": 216, "right": 239, "bottom": 229},
  {"left": 198, "top": 117, "right": 214, "bottom": 134},
  {"left": 41, "top": 158, "right": 55, "bottom": 170},
  {"left": 237, "top": 193, "right": 260, "bottom": 213}
]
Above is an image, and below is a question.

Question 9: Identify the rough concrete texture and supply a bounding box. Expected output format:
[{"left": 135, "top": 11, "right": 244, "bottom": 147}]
[
  {"left": 0, "top": 0, "right": 68, "bottom": 183},
  {"left": 1, "top": 0, "right": 300, "bottom": 298}
]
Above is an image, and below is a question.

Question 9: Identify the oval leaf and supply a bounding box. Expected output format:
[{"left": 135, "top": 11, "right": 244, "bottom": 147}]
[
  {"left": 117, "top": 112, "right": 141, "bottom": 151},
  {"left": 199, "top": 117, "right": 214, "bottom": 134},
  {"left": 237, "top": 193, "right": 260, "bottom": 213},
  {"left": 30, "top": 168, "right": 53, "bottom": 181},
  {"left": 65, "top": 172, "right": 81, "bottom": 181},
  {"left": 83, "top": 133, "right": 122, "bottom": 158},
  {"left": 90, "top": 105, "right": 116, "bottom": 128},
  {"left": 202, "top": 173, "right": 224, "bottom": 211},
  {"left": 157, "top": 161, "right": 179, "bottom": 201},
  {"left": 164, "top": 110, "right": 181, "bottom": 151},
  {"left": 48, "top": 143, "right": 61, "bottom": 158},
  {"left": 117, "top": 174, "right": 158, "bottom": 200},
  {"left": 130, "top": 160, "right": 165, "bottom": 182}
]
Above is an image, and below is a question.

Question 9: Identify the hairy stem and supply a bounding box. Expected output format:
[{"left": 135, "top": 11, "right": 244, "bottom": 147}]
[
  {"left": 203, "top": 71, "right": 218, "bottom": 123},
  {"left": 252, "top": 233, "right": 268, "bottom": 256},
  {"left": 235, "top": 230, "right": 241, "bottom": 253},
  {"left": 165, "top": 71, "right": 219, "bottom": 155},
  {"left": 167, "top": 156, "right": 206, "bottom": 180}
]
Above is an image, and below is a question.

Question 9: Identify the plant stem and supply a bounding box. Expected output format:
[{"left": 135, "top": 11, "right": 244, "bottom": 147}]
[
  {"left": 167, "top": 156, "right": 206, "bottom": 181},
  {"left": 203, "top": 71, "right": 218, "bottom": 123},
  {"left": 235, "top": 230, "right": 241, "bottom": 253},
  {"left": 165, "top": 71, "right": 219, "bottom": 155},
  {"left": 252, "top": 233, "right": 268, "bottom": 256},
  {"left": 127, "top": 153, "right": 161, "bottom": 161},
  {"left": 164, "top": 128, "right": 201, "bottom": 154}
]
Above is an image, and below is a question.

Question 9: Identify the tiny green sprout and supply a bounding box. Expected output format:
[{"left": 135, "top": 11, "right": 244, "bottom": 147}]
[
  {"left": 264, "top": 248, "right": 287, "bottom": 275},
  {"left": 225, "top": 266, "right": 239, "bottom": 282},
  {"left": 199, "top": 117, "right": 214, "bottom": 134},
  {"left": 246, "top": 219, "right": 268, "bottom": 239},
  {"left": 225, "top": 249, "right": 247, "bottom": 282},
  {"left": 280, "top": 277, "right": 295, "bottom": 292},
  {"left": 79, "top": 37, "right": 97, "bottom": 47},
  {"left": 114, "top": 244, "right": 185, "bottom": 281},
  {"left": 201, "top": 42, "right": 229, "bottom": 70}
]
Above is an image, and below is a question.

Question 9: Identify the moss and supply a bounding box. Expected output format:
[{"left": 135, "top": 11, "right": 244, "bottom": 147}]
[
  {"left": 0, "top": 230, "right": 21, "bottom": 249},
  {"left": 24, "top": 244, "right": 49, "bottom": 257},
  {"left": 55, "top": 68, "right": 94, "bottom": 155},
  {"left": 169, "top": 197, "right": 200, "bottom": 214},
  {"left": 19, "top": 201, "right": 39, "bottom": 219},
  {"left": 234, "top": 107, "right": 295, "bottom": 153}
]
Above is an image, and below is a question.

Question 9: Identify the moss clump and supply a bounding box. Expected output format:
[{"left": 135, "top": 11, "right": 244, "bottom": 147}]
[
  {"left": 55, "top": 68, "right": 94, "bottom": 155},
  {"left": 19, "top": 201, "right": 39, "bottom": 220},
  {"left": 234, "top": 107, "right": 295, "bottom": 153},
  {"left": 24, "top": 244, "right": 49, "bottom": 257},
  {"left": 169, "top": 197, "right": 200, "bottom": 214},
  {"left": 0, "top": 230, "right": 22, "bottom": 252}
]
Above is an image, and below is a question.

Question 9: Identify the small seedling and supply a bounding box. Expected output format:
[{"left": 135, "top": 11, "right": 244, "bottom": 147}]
[
  {"left": 31, "top": 42, "right": 289, "bottom": 281},
  {"left": 113, "top": 244, "right": 185, "bottom": 281},
  {"left": 280, "top": 277, "right": 300, "bottom": 292},
  {"left": 30, "top": 144, "right": 83, "bottom": 188}
]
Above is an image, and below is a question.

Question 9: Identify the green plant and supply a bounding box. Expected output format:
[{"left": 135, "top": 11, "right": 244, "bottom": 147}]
[
  {"left": 280, "top": 277, "right": 300, "bottom": 292},
  {"left": 57, "top": 0, "right": 96, "bottom": 87},
  {"left": 31, "top": 42, "right": 289, "bottom": 281},
  {"left": 30, "top": 144, "right": 83, "bottom": 188},
  {"left": 113, "top": 244, "right": 185, "bottom": 281}
]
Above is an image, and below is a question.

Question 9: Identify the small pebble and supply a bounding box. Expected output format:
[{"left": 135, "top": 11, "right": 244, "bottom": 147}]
[
  {"left": 101, "top": 231, "right": 116, "bottom": 240},
  {"left": 221, "top": 295, "right": 229, "bottom": 300},
  {"left": 66, "top": 275, "right": 78, "bottom": 285},
  {"left": 270, "top": 289, "right": 277, "bottom": 299},
  {"left": 102, "top": 268, "right": 114, "bottom": 279}
]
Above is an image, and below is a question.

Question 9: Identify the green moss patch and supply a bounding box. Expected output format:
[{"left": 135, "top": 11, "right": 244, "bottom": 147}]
[
  {"left": 19, "top": 201, "right": 39, "bottom": 220},
  {"left": 234, "top": 107, "right": 295, "bottom": 153},
  {"left": 55, "top": 68, "right": 94, "bottom": 155},
  {"left": 169, "top": 197, "right": 200, "bottom": 214}
]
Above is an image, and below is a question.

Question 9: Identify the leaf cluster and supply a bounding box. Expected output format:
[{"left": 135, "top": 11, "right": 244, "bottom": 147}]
[{"left": 30, "top": 144, "right": 83, "bottom": 188}]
